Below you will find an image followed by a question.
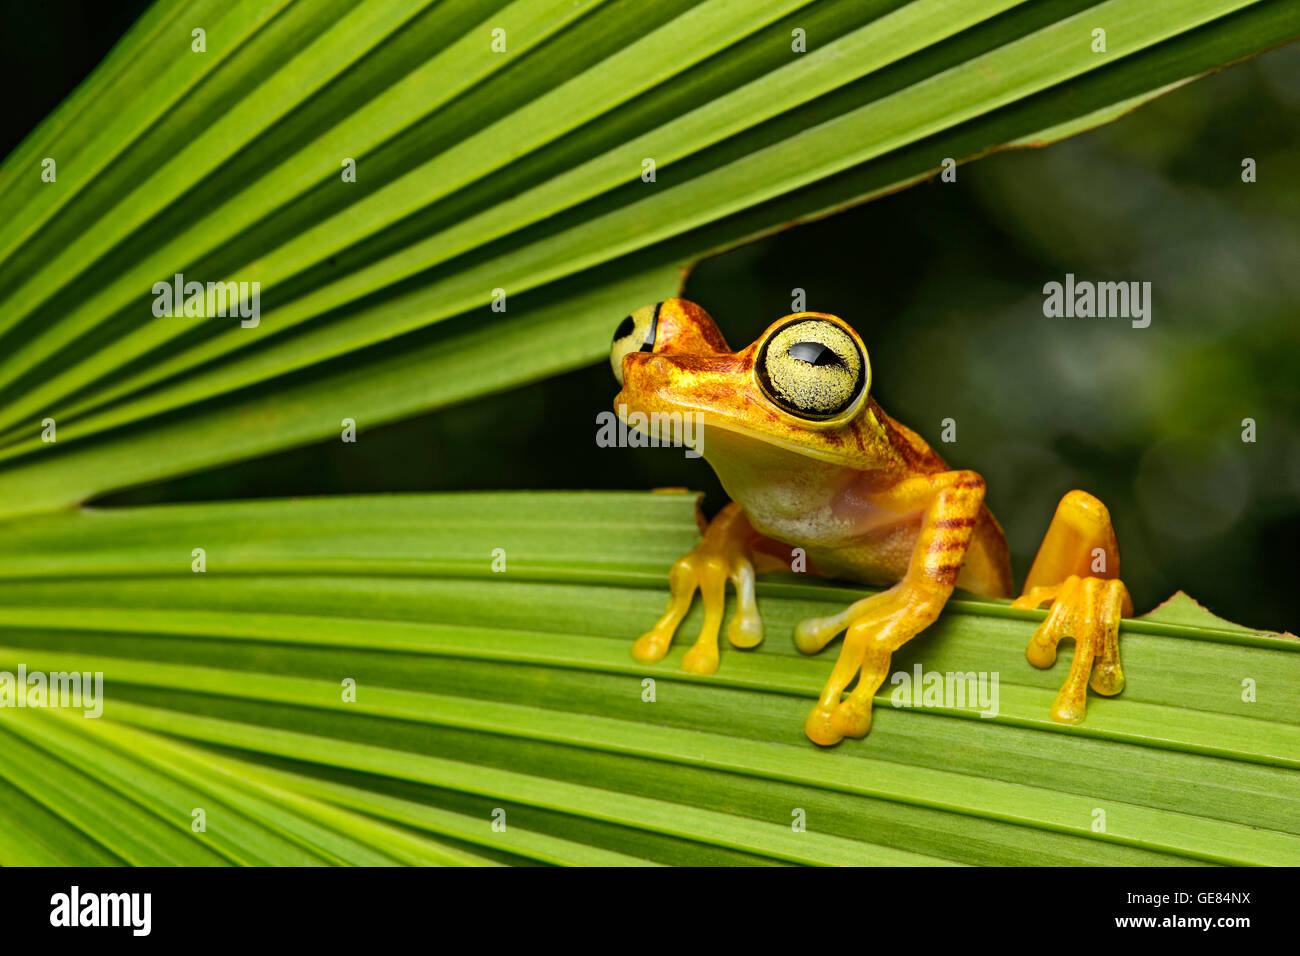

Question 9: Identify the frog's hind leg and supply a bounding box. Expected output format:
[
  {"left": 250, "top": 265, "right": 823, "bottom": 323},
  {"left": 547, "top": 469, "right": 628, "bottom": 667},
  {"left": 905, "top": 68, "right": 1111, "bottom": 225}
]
[
  {"left": 956, "top": 507, "right": 1014, "bottom": 599},
  {"left": 1013, "top": 490, "right": 1134, "bottom": 723},
  {"left": 632, "top": 502, "right": 781, "bottom": 675}
]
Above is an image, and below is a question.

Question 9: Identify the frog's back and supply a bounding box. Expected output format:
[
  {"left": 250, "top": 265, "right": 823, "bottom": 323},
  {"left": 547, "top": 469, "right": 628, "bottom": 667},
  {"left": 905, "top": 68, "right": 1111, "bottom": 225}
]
[{"left": 872, "top": 402, "right": 952, "bottom": 475}]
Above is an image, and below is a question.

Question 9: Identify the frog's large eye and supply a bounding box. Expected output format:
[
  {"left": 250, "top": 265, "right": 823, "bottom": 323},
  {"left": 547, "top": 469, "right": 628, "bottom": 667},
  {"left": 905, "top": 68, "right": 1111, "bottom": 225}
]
[
  {"left": 755, "top": 318, "right": 868, "bottom": 421},
  {"left": 610, "top": 302, "right": 662, "bottom": 385}
]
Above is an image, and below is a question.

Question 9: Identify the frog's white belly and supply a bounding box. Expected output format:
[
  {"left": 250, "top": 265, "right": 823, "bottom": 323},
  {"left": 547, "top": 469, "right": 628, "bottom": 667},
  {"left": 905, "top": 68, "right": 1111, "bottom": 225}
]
[
  {"left": 741, "top": 482, "right": 922, "bottom": 587},
  {"left": 706, "top": 433, "right": 922, "bottom": 585},
  {"left": 727, "top": 471, "right": 859, "bottom": 547}
]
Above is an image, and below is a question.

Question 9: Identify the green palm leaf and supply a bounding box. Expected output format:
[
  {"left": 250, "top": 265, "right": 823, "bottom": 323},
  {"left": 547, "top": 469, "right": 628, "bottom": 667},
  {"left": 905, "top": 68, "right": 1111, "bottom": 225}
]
[
  {"left": 0, "top": 493, "right": 1295, "bottom": 865},
  {"left": 0, "top": 0, "right": 1296, "bottom": 866},
  {"left": 0, "top": 0, "right": 1296, "bottom": 515}
]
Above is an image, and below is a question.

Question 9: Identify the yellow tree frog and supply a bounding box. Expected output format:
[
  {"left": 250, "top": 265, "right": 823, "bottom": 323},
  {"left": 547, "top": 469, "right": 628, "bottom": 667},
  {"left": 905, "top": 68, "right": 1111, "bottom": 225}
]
[{"left": 611, "top": 298, "right": 1131, "bottom": 746}]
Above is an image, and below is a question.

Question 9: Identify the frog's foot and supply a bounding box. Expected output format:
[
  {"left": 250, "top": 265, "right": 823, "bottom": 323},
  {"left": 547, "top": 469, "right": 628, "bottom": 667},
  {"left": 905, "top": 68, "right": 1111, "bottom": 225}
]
[
  {"left": 1013, "top": 490, "right": 1134, "bottom": 724},
  {"left": 632, "top": 502, "right": 766, "bottom": 676},
  {"left": 1013, "top": 575, "right": 1131, "bottom": 723},
  {"left": 798, "top": 585, "right": 944, "bottom": 746}
]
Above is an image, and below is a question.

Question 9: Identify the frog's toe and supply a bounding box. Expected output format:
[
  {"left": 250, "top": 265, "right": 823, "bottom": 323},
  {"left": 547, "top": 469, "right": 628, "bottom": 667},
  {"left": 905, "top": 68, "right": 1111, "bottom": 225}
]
[
  {"left": 724, "top": 556, "right": 763, "bottom": 648},
  {"left": 632, "top": 554, "right": 700, "bottom": 664},
  {"left": 726, "top": 608, "right": 763, "bottom": 649},
  {"left": 794, "top": 615, "right": 839, "bottom": 654},
  {"left": 631, "top": 631, "right": 672, "bottom": 664},
  {"left": 830, "top": 697, "right": 872, "bottom": 738},
  {"left": 794, "top": 606, "right": 859, "bottom": 654},
  {"left": 1022, "top": 574, "right": 1129, "bottom": 724},
  {"left": 681, "top": 643, "right": 720, "bottom": 675},
  {"left": 804, "top": 705, "right": 844, "bottom": 746}
]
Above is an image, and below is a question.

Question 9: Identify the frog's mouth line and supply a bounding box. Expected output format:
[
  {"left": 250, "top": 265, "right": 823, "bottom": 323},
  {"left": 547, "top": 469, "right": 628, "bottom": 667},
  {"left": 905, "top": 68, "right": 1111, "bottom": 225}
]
[{"left": 613, "top": 395, "right": 864, "bottom": 468}]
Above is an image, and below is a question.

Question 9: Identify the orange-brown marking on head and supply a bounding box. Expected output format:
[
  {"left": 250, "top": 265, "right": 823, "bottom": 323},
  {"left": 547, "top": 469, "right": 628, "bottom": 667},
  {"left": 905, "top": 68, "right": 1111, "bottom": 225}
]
[{"left": 611, "top": 300, "right": 931, "bottom": 473}]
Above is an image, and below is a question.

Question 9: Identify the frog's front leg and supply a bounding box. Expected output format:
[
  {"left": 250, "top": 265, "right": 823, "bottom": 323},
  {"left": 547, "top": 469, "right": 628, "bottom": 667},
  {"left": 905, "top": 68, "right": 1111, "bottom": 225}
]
[
  {"left": 632, "top": 501, "right": 784, "bottom": 674},
  {"left": 795, "top": 471, "right": 987, "bottom": 746},
  {"left": 1012, "top": 490, "right": 1133, "bottom": 723}
]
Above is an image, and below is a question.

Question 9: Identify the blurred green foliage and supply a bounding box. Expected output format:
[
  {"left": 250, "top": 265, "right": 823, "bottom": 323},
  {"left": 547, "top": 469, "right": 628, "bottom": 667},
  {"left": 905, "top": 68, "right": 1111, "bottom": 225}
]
[{"left": 9, "top": 2, "right": 1298, "bottom": 633}]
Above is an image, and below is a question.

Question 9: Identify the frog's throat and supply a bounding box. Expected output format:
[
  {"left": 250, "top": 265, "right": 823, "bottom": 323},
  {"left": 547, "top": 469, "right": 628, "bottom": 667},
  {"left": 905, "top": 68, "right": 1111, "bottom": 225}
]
[{"left": 613, "top": 401, "right": 864, "bottom": 469}]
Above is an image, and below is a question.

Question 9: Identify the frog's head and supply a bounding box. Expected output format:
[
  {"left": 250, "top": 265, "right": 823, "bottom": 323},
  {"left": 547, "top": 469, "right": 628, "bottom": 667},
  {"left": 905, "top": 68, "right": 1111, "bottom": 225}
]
[{"left": 611, "top": 298, "right": 877, "bottom": 464}]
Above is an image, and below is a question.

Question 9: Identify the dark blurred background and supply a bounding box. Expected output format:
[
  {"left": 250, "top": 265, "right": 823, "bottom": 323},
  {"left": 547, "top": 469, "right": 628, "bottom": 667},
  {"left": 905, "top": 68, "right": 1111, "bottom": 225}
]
[{"left": 6, "top": 2, "right": 1299, "bottom": 632}]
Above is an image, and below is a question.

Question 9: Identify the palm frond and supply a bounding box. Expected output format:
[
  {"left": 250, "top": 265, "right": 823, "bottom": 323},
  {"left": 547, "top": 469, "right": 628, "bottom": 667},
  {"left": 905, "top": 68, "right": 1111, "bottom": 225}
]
[
  {"left": 0, "top": 493, "right": 1294, "bottom": 865},
  {"left": 0, "top": 0, "right": 1295, "bottom": 515}
]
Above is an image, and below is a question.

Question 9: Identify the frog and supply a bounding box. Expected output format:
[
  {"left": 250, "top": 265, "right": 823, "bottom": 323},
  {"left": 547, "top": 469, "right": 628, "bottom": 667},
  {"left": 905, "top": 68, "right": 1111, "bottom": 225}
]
[{"left": 610, "top": 298, "right": 1132, "bottom": 746}]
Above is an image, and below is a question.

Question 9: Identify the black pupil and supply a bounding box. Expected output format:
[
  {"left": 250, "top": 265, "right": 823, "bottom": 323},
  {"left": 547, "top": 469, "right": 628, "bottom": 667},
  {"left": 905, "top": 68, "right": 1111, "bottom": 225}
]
[
  {"left": 788, "top": 341, "right": 841, "bottom": 367},
  {"left": 613, "top": 315, "right": 635, "bottom": 343}
]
